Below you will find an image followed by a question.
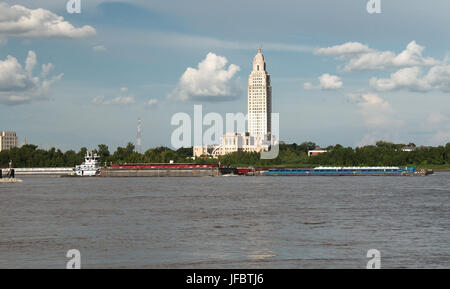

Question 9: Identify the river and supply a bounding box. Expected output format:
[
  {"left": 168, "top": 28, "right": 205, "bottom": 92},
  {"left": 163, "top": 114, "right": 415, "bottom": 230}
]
[{"left": 0, "top": 173, "right": 449, "bottom": 268}]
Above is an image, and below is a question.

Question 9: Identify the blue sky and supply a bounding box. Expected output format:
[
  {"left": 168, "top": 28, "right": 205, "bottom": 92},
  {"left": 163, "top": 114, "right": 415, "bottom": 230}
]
[{"left": 1, "top": 0, "right": 450, "bottom": 151}]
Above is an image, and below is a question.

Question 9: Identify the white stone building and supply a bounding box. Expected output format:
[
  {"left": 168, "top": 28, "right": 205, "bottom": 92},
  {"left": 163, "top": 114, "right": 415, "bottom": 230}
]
[
  {"left": 248, "top": 48, "right": 272, "bottom": 141},
  {"left": 0, "top": 131, "right": 18, "bottom": 152},
  {"left": 212, "top": 132, "right": 264, "bottom": 157}
]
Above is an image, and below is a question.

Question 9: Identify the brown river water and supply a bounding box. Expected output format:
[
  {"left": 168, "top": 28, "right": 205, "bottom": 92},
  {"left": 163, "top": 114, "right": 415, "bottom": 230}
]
[{"left": 0, "top": 173, "right": 449, "bottom": 268}]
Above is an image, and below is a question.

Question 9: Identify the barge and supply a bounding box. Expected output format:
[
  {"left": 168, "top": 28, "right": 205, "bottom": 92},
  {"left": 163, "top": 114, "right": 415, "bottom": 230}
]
[
  {"left": 101, "top": 163, "right": 219, "bottom": 177},
  {"left": 262, "top": 166, "right": 432, "bottom": 176}
]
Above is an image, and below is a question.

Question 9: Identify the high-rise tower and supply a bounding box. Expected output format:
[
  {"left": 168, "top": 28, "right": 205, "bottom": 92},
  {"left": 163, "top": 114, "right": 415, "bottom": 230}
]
[
  {"left": 248, "top": 48, "right": 272, "bottom": 140},
  {"left": 136, "top": 118, "right": 142, "bottom": 154}
]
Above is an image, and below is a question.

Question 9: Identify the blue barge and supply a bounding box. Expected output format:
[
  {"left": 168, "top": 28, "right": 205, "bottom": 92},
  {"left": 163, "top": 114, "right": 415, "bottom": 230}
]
[{"left": 262, "top": 166, "right": 429, "bottom": 176}]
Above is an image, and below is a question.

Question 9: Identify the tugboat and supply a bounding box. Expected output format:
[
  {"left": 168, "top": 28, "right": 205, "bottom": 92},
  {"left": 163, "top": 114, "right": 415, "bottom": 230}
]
[
  {"left": 0, "top": 161, "right": 22, "bottom": 183},
  {"left": 75, "top": 151, "right": 100, "bottom": 176}
]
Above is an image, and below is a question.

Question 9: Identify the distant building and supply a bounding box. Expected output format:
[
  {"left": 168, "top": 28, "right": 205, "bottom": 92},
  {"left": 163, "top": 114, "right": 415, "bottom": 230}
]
[
  {"left": 308, "top": 146, "right": 328, "bottom": 157},
  {"left": 0, "top": 131, "right": 18, "bottom": 152},
  {"left": 212, "top": 132, "right": 265, "bottom": 157},
  {"left": 248, "top": 48, "right": 272, "bottom": 141},
  {"left": 193, "top": 132, "right": 266, "bottom": 158},
  {"left": 402, "top": 144, "right": 417, "bottom": 152},
  {"left": 193, "top": 145, "right": 216, "bottom": 158}
]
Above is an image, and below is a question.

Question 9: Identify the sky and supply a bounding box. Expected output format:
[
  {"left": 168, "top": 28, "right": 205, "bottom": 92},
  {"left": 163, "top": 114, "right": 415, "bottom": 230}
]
[{"left": 0, "top": 0, "right": 450, "bottom": 151}]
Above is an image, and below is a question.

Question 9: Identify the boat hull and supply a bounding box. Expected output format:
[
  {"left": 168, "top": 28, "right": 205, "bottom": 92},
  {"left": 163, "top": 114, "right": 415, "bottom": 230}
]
[
  {"left": 262, "top": 172, "right": 419, "bottom": 176},
  {"left": 262, "top": 167, "right": 431, "bottom": 176}
]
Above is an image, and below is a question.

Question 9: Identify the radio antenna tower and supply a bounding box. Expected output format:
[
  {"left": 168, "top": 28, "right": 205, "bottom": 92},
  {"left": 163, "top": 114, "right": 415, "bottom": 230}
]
[{"left": 136, "top": 118, "right": 142, "bottom": 154}]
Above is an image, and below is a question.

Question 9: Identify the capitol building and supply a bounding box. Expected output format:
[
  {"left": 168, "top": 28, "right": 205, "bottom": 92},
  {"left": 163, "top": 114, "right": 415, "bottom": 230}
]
[{"left": 194, "top": 48, "right": 273, "bottom": 158}]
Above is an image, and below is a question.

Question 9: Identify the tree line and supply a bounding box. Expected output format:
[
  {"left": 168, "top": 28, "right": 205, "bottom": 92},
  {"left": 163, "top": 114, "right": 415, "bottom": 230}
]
[
  {"left": 217, "top": 141, "right": 450, "bottom": 168},
  {"left": 0, "top": 143, "right": 193, "bottom": 168},
  {"left": 1, "top": 141, "right": 450, "bottom": 168}
]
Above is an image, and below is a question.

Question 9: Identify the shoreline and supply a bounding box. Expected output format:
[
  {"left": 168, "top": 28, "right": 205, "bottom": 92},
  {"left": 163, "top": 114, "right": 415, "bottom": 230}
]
[
  {"left": 0, "top": 178, "right": 23, "bottom": 183},
  {"left": 4, "top": 165, "right": 450, "bottom": 177}
]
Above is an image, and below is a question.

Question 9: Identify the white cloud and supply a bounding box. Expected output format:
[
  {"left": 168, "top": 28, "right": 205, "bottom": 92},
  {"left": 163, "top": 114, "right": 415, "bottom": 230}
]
[
  {"left": 0, "top": 2, "right": 96, "bottom": 40},
  {"left": 42, "top": 73, "right": 64, "bottom": 90},
  {"left": 25, "top": 50, "right": 36, "bottom": 75},
  {"left": 106, "top": 96, "right": 136, "bottom": 105},
  {"left": 41, "top": 63, "right": 55, "bottom": 78},
  {"left": 304, "top": 73, "right": 343, "bottom": 90},
  {"left": 92, "top": 87, "right": 136, "bottom": 105},
  {"left": 316, "top": 40, "right": 450, "bottom": 93},
  {"left": 0, "top": 51, "right": 62, "bottom": 105},
  {"left": 168, "top": 52, "right": 240, "bottom": 101},
  {"left": 345, "top": 41, "right": 438, "bottom": 71},
  {"left": 351, "top": 93, "right": 404, "bottom": 146},
  {"left": 370, "top": 64, "right": 450, "bottom": 92},
  {"left": 354, "top": 93, "right": 395, "bottom": 126},
  {"left": 314, "top": 42, "right": 372, "bottom": 56},
  {"left": 370, "top": 67, "right": 421, "bottom": 91},
  {"left": 145, "top": 98, "right": 159, "bottom": 109},
  {"left": 92, "top": 95, "right": 136, "bottom": 105},
  {"left": 316, "top": 41, "right": 439, "bottom": 72},
  {"left": 93, "top": 45, "right": 107, "bottom": 52},
  {"left": 0, "top": 53, "right": 37, "bottom": 92}
]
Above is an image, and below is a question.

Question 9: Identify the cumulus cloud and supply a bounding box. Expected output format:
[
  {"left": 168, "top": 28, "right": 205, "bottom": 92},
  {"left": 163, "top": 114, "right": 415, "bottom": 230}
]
[
  {"left": 315, "top": 40, "right": 450, "bottom": 93},
  {"left": 41, "top": 62, "right": 55, "bottom": 78},
  {"left": 168, "top": 52, "right": 240, "bottom": 102},
  {"left": 0, "top": 2, "right": 96, "bottom": 40},
  {"left": 304, "top": 73, "right": 343, "bottom": 90},
  {"left": 344, "top": 41, "right": 438, "bottom": 72},
  {"left": 353, "top": 93, "right": 396, "bottom": 126},
  {"left": 92, "top": 87, "right": 136, "bottom": 105},
  {"left": 370, "top": 64, "right": 450, "bottom": 92},
  {"left": 316, "top": 41, "right": 438, "bottom": 72},
  {"left": 350, "top": 93, "right": 404, "bottom": 146},
  {"left": 0, "top": 51, "right": 63, "bottom": 105},
  {"left": 314, "top": 42, "right": 372, "bottom": 56}
]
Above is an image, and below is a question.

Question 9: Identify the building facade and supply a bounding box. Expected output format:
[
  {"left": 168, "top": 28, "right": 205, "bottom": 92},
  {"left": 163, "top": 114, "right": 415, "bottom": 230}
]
[
  {"left": 193, "top": 132, "right": 264, "bottom": 158},
  {"left": 248, "top": 48, "right": 272, "bottom": 140},
  {"left": 0, "top": 131, "right": 18, "bottom": 152}
]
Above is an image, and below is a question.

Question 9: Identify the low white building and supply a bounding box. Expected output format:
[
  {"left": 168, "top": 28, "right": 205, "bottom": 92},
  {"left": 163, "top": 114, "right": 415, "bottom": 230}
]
[
  {"left": 194, "top": 132, "right": 268, "bottom": 158},
  {"left": 401, "top": 145, "right": 417, "bottom": 152},
  {"left": 308, "top": 148, "right": 328, "bottom": 157},
  {"left": 0, "top": 131, "right": 18, "bottom": 152},
  {"left": 193, "top": 145, "right": 216, "bottom": 158}
]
